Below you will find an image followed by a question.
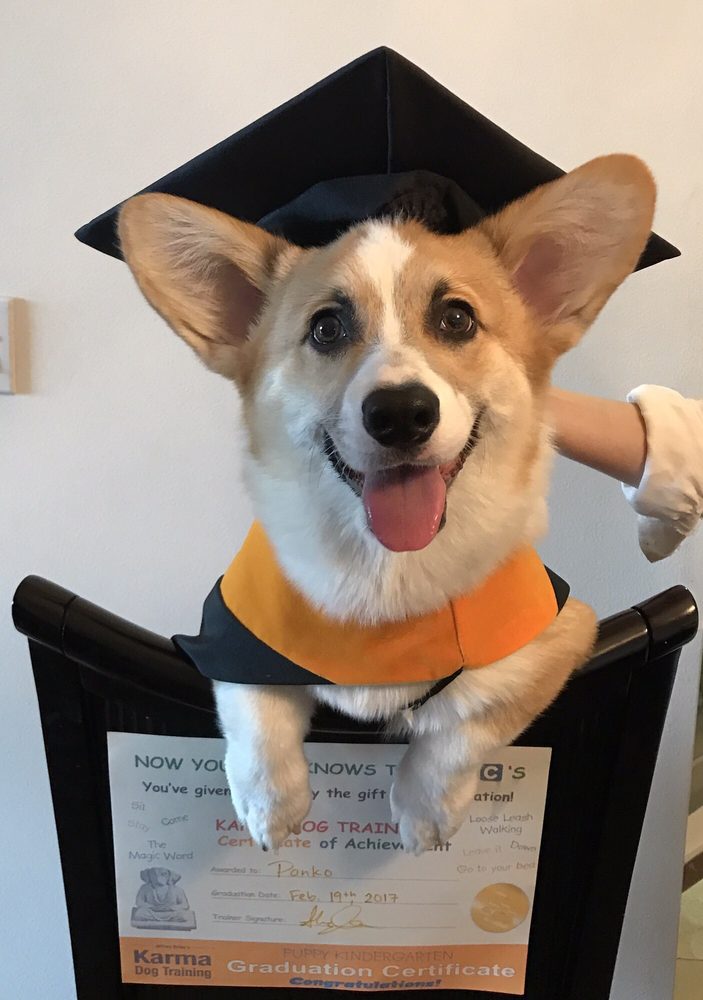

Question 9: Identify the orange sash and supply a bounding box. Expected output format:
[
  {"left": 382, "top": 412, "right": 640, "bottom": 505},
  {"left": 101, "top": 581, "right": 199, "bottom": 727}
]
[{"left": 218, "top": 522, "right": 559, "bottom": 685}]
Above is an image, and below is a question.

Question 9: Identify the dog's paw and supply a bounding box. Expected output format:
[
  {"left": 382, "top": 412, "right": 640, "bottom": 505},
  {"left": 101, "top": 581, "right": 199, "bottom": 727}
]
[
  {"left": 235, "top": 788, "right": 312, "bottom": 851},
  {"left": 226, "top": 758, "right": 312, "bottom": 852},
  {"left": 390, "top": 768, "right": 477, "bottom": 855}
]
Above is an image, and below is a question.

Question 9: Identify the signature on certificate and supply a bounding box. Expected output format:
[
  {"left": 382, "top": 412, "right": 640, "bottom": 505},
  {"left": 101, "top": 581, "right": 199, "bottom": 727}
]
[{"left": 300, "top": 903, "right": 375, "bottom": 936}]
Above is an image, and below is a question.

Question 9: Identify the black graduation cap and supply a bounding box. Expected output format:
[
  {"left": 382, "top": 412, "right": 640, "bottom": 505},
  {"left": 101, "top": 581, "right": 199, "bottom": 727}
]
[{"left": 75, "top": 47, "right": 678, "bottom": 270}]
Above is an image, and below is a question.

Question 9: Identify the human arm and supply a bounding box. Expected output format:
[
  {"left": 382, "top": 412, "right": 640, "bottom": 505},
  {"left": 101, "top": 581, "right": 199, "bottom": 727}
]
[
  {"left": 548, "top": 385, "right": 703, "bottom": 561},
  {"left": 548, "top": 388, "right": 648, "bottom": 487}
]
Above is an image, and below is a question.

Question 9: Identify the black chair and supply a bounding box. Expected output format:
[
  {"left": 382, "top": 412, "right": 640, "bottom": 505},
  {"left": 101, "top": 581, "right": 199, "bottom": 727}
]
[{"left": 13, "top": 576, "right": 699, "bottom": 1000}]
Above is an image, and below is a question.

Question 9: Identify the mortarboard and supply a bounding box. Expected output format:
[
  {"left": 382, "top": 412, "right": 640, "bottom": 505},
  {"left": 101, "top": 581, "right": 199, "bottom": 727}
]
[{"left": 75, "top": 47, "right": 678, "bottom": 269}]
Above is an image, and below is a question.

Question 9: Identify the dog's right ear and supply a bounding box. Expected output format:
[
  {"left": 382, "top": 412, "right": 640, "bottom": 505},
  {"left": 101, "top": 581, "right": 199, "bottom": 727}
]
[{"left": 118, "top": 194, "right": 298, "bottom": 378}]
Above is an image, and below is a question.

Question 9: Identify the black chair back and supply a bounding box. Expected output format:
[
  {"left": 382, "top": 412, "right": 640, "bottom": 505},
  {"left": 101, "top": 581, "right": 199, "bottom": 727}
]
[{"left": 13, "top": 576, "right": 698, "bottom": 1000}]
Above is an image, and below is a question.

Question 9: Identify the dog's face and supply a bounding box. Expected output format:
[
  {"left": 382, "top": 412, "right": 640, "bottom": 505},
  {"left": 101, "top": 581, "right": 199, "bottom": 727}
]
[
  {"left": 141, "top": 867, "right": 178, "bottom": 886},
  {"left": 119, "top": 156, "right": 654, "bottom": 561},
  {"left": 243, "top": 219, "right": 542, "bottom": 554}
]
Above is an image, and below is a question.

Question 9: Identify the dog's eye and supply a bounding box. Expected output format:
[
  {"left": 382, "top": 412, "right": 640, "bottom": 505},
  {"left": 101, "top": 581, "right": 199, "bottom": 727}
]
[
  {"left": 438, "top": 301, "right": 476, "bottom": 341},
  {"left": 310, "top": 312, "right": 346, "bottom": 352}
]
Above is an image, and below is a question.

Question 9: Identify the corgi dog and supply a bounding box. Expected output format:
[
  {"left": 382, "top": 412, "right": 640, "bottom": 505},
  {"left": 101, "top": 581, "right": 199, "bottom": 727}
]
[{"left": 119, "top": 155, "right": 655, "bottom": 854}]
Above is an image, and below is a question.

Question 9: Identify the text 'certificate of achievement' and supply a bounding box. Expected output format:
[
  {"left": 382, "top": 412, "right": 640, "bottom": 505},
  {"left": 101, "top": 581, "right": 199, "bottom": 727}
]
[{"left": 108, "top": 734, "right": 551, "bottom": 993}]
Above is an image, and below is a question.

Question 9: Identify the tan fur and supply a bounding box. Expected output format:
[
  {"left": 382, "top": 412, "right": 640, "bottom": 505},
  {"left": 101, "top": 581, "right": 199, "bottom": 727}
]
[
  {"left": 119, "top": 155, "right": 654, "bottom": 852},
  {"left": 459, "top": 600, "right": 597, "bottom": 746},
  {"left": 388, "top": 600, "right": 597, "bottom": 851}
]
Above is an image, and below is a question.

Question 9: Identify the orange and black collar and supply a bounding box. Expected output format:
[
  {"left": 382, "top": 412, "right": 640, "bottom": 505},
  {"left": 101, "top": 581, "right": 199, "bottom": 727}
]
[{"left": 174, "top": 522, "right": 569, "bottom": 704}]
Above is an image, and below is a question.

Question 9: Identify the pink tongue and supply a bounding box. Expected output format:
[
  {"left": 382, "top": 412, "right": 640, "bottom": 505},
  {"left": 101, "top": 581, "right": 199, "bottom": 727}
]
[{"left": 363, "top": 466, "right": 447, "bottom": 552}]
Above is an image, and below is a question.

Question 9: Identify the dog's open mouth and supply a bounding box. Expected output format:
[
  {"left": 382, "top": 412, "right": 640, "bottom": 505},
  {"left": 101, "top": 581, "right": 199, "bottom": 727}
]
[{"left": 323, "top": 408, "right": 484, "bottom": 552}]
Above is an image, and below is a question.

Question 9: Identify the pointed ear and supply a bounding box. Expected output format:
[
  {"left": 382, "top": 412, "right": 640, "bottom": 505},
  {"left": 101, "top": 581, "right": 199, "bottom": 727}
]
[
  {"left": 118, "top": 194, "right": 298, "bottom": 377},
  {"left": 482, "top": 155, "right": 656, "bottom": 353}
]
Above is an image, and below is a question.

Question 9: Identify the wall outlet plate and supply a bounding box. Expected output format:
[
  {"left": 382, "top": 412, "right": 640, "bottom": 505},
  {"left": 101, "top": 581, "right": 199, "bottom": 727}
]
[{"left": 0, "top": 298, "right": 16, "bottom": 394}]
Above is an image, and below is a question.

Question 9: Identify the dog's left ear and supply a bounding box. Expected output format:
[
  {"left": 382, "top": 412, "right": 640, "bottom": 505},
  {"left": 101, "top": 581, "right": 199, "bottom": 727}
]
[
  {"left": 119, "top": 194, "right": 299, "bottom": 379},
  {"left": 482, "top": 155, "right": 656, "bottom": 354}
]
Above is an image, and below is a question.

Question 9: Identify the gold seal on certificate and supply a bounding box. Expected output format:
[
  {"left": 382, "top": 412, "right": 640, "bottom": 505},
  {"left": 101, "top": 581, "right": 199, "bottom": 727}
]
[
  {"left": 470, "top": 883, "right": 531, "bottom": 933},
  {"left": 109, "top": 734, "right": 551, "bottom": 993}
]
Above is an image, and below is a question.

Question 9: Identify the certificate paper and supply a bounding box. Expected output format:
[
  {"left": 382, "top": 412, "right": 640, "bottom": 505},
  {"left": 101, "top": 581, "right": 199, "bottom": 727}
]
[{"left": 108, "top": 733, "right": 550, "bottom": 993}]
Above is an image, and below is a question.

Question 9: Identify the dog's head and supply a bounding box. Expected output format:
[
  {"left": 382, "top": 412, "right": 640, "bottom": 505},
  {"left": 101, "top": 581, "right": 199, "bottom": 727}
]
[
  {"left": 141, "top": 867, "right": 180, "bottom": 887},
  {"left": 119, "top": 156, "right": 654, "bottom": 595}
]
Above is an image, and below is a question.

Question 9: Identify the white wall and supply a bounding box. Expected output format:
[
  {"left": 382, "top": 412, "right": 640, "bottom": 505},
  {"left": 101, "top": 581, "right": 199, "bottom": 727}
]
[{"left": 1, "top": 2, "right": 701, "bottom": 997}]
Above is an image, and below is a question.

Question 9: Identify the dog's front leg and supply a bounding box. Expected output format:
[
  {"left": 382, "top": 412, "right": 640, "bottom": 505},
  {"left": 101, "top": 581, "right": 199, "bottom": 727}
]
[
  {"left": 391, "top": 598, "right": 597, "bottom": 854},
  {"left": 214, "top": 682, "right": 315, "bottom": 851},
  {"left": 390, "top": 727, "right": 481, "bottom": 855}
]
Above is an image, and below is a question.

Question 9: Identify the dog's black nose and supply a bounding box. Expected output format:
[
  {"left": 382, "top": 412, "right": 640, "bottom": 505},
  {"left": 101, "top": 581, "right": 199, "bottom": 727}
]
[{"left": 362, "top": 383, "right": 440, "bottom": 449}]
